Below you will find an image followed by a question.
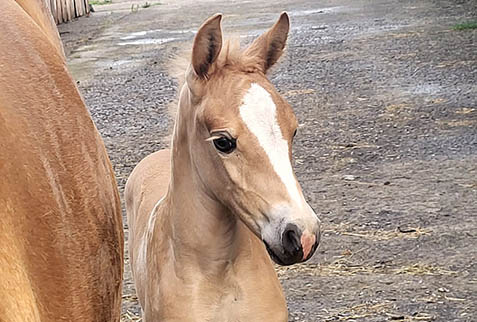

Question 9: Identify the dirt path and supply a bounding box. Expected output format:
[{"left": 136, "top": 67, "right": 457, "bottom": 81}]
[{"left": 60, "top": 0, "right": 477, "bottom": 321}]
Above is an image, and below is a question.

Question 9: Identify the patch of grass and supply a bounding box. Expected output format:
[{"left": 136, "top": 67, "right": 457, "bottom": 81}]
[
  {"left": 276, "top": 260, "right": 456, "bottom": 277},
  {"left": 339, "top": 227, "right": 431, "bottom": 241},
  {"left": 284, "top": 88, "right": 315, "bottom": 97},
  {"left": 89, "top": 0, "right": 112, "bottom": 5},
  {"left": 142, "top": 1, "right": 161, "bottom": 8},
  {"left": 393, "top": 263, "right": 455, "bottom": 276},
  {"left": 322, "top": 302, "right": 435, "bottom": 322},
  {"left": 322, "top": 301, "right": 394, "bottom": 321},
  {"left": 437, "top": 119, "right": 477, "bottom": 127},
  {"left": 324, "top": 223, "right": 431, "bottom": 241},
  {"left": 452, "top": 21, "right": 477, "bottom": 31}
]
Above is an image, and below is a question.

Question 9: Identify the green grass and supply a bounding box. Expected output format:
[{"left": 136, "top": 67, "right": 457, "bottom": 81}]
[
  {"left": 89, "top": 0, "right": 112, "bottom": 5},
  {"left": 141, "top": 2, "right": 161, "bottom": 8},
  {"left": 452, "top": 21, "right": 477, "bottom": 31}
]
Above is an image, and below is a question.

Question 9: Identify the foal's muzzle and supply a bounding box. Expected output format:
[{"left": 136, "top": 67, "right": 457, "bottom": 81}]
[{"left": 264, "top": 224, "right": 320, "bottom": 266}]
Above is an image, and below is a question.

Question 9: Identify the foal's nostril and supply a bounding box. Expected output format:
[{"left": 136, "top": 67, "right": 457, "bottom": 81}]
[{"left": 282, "top": 224, "right": 302, "bottom": 256}]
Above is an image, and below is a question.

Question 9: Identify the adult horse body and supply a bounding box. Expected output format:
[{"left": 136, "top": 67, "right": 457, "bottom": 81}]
[
  {"left": 0, "top": 1, "right": 123, "bottom": 321},
  {"left": 126, "top": 13, "right": 320, "bottom": 321}
]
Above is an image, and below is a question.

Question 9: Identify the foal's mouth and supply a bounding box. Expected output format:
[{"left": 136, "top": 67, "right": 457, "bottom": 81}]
[
  {"left": 263, "top": 240, "right": 287, "bottom": 266},
  {"left": 263, "top": 239, "right": 319, "bottom": 266}
]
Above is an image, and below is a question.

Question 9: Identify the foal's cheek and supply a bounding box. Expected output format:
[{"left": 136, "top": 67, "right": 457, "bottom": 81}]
[{"left": 221, "top": 155, "right": 242, "bottom": 187}]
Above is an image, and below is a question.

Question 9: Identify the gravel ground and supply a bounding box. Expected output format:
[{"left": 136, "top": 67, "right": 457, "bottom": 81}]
[{"left": 59, "top": 0, "right": 477, "bottom": 321}]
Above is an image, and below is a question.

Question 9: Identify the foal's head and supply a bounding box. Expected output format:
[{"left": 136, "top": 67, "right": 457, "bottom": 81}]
[{"left": 179, "top": 13, "right": 320, "bottom": 265}]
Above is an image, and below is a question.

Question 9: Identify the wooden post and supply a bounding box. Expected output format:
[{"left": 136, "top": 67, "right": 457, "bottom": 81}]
[
  {"left": 80, "top": 0, "right": 86, "bottom": 16},
  {"left": 46, "top": 0, "right": 91, "bottom": 23},
  {"left": 66, "top": 0, "right": 72, "bottom": 21},
  {"left": 62, "top": 0, "right": 68, "bottom": 22},
  {"left": 74, "top": 0, "right": 82, "bottom": 17},
  {"left": 57, "top": 0, "right": 63, "bottom": 24},
  {"left": 48, "top": 0, "right": 58, "bottom": 23},
  {"left": 63, "top": 0, "right": 68, "bottom": 22}
]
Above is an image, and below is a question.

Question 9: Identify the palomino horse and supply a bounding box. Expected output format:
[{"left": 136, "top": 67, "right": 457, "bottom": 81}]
[
  {"left": 0, "top": 0, "right": 123, "bottom": 321},
  {"left": 126, "top": 13, "right": 321, "bottom": 321}
]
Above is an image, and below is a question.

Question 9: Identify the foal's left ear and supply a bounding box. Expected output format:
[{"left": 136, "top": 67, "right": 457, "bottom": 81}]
[
  {"left": 191, "top": 13, "right": 223, "bottom": 79},
  {"left": 244, "top": 12, "right": 290, "bottom": 73}
]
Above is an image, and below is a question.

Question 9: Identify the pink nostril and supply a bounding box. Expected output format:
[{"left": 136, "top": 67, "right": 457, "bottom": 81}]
[{"left": 301, "top": 232, "right": 316, "bottom": 260}]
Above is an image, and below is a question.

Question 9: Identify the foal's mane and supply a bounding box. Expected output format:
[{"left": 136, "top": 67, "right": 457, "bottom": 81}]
[{"left": 214, "top": 38, "right": 263, "bottom": 74}]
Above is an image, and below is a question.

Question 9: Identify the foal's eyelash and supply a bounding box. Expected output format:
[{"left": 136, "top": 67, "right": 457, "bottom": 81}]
[{"left": 205, "top": 136, "right": 222, "bottom": 142}]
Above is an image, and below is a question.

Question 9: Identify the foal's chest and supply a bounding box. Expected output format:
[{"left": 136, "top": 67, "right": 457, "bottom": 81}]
[
  {"left": 191, "top": 275, "right": 288, "bottom": 322},
  {"left": 202, "top": 292, "right": 287, "bottom": 322}
]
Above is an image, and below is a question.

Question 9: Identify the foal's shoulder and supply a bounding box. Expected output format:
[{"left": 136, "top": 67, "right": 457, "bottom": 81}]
[
  {"left": 140, "top": 149, "right": 171, "bottom": 178},
  {"left": 129, "top": 149, "right": 171, "bottom": 181},
  {"left": 126, "top": 149, "right": 171, "bottom": 201}
]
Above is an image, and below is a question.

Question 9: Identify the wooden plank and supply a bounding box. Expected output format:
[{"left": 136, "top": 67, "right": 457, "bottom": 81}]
[
  {"left": 56, "top": 0, "right": 63, "bottom": 24},
  {"left": 71, "top": 0, "right": 77, "bottom": 18},
  {"left": 64, "top": 0, "right": 69, "bottom": 21},
  {"left": 50, "top": 0, "right": 57, "bottom": 23},
  {"left": 57, "top": 0, "right": 62, "bottom": 23},
  {"left": 74, "top": 0, "right": 81, "bottom": 17},
  {"left": 49, "top": 0, "right": 57, "bottom": 23},
  {"left": 58, "top": 0, "right": 63, "bottom": 23},
  {"left": 50, "top": 0, "right": 92, "bottom": 23},
  {"left": 53, "top": 0, "right": 58, "bottom": 24},
  {"left": 73, "top": 0, "right": 80, "bottom": 17},
  {"left": 78, "top": 0, "right": 85, "bottom": 16},
  {"left": 71, "top": 0, "right": 76, "bottom": 19},
  {"left": 70, "top": 0, "right": 74, "bottom": 20},
  {"left": 66, "top": 0, "right": 72, "bottom": 22},
  {"left": 62, "top": 0, "right": 67, "bottom": 23}
]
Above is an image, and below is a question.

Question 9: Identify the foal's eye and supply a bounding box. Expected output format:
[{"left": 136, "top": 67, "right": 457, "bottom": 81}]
[{"left": 213, "top": 136, "right": 236, "bottom": 154}]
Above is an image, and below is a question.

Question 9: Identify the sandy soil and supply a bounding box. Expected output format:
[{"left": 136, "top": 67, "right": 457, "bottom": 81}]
[{"left": 59, "top": 0, "right": 477, "bottom": 321}]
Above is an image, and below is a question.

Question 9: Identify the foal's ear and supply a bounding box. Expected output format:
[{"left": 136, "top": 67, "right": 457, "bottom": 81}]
[
  {"left": 244, "top": 12, "right": 289, "bottom": 73},
  {"left": 191, "top": 13, "right": 223, "bottom": 79}
]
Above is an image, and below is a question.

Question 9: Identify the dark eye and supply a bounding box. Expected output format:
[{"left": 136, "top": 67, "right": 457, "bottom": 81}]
[{"left": 213, "top": 136, "right": 236, "bottom": 154}]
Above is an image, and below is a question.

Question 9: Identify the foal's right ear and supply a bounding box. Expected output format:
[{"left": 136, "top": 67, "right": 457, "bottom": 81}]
[{"left": 191, "top": 14, "right": 223, "bottom": 80}]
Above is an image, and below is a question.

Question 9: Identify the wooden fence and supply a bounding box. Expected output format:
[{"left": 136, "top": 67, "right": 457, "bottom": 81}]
[{"left": 45, "top": 0, "right": 90, "bottom": 24}]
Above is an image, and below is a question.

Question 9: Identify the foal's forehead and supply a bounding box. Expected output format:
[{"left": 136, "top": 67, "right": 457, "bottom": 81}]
[
  {"left": 236, "top": 80, "right": 297, "bottom": 131},
  {"left": 204, "top": 74, "right": 297, "bottom": 137}
]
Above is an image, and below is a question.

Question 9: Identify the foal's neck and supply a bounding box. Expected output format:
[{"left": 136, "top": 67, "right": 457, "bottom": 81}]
[{"left": 164, "top": 87, "right": 245, "bottom": 274}]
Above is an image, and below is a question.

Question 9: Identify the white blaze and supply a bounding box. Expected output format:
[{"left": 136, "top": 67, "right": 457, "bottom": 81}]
[{"left": 239, "top": 83, "right": 301, "bottom": 206}]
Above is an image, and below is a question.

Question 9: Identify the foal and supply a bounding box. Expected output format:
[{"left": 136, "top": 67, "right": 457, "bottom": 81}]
[{"left": 126, "top": 13, "right": 320, "bottom": 321}]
